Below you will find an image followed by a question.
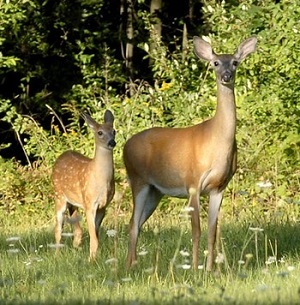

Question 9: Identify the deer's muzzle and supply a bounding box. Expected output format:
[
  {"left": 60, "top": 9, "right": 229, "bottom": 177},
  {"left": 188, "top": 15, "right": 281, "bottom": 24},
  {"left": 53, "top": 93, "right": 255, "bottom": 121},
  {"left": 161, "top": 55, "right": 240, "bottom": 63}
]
[{"left": 221, "top": 72, "right": 234, "bottom": 84}]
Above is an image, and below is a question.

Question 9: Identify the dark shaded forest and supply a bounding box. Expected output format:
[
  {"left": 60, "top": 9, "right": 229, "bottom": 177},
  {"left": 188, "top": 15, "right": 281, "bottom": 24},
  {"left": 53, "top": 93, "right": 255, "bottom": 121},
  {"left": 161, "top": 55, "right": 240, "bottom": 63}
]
[{"left": 0, "top": 0, "right": 208, "bottom": 162}]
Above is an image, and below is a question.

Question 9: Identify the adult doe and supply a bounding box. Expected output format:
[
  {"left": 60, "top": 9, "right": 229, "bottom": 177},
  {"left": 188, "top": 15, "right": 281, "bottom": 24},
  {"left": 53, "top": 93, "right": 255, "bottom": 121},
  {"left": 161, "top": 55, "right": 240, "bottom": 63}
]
[
  {"left": 52, "top": 110, "right": 116, "bottom": 260},
  {"left": 124, "top": 36, "right": 257, "bottom": 271}
]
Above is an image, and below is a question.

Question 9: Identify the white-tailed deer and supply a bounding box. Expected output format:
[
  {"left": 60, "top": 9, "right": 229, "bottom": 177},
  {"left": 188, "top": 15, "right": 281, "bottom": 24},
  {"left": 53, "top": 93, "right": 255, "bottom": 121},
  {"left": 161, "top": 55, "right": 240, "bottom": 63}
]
[
  {"left": 52, "top": 110, "right": 116, "bottom": 260},
  {"left": 124, "top": 36, "right": 257, "bottom": 271}
]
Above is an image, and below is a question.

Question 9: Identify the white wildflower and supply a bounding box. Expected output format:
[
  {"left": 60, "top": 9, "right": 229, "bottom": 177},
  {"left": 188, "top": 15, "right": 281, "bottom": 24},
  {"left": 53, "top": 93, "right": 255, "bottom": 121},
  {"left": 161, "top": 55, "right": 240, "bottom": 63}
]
[
  {"left": 121, "top": 277, "right": 132, "bottom": 282},
  {"left": 179, "top": 250, "right": 190, "bottom": 257},
  {"left": 256, "top": 181, "right": 272, "bottom": 188},
  {"left": 106, "top": 229, "right": 117, "bottom": 237},
  {"left": 138, "top": 250, "right": 148, "bottom": 256},
  {"left": 47, "top": 243, "right": 65, "bottom": 249},
  {"left": 105, "top": 258, "right": 118, "bottom": 264},
  {"left": 182, "top": 206, "right": 194, "bottom": 212},
  {"left": 249, "top": 227, "right": 264, "bottom": 232},
  {"left": 215, "top": 253, "right": 225, "bottom": 264},
  {"left": 6, "top": 236, "right": 21, "bottom": 242},
  {"left": 177, "top": 264, "right": 191, "bottom": 270},
  {"left": 7, "top": 248, "right": 20, "bottom": 254},
  {"left": 182, "top": 264, "right": 191, "bottom": 270},
  {"left": 35, "top": 258, "right": 43, "bottom": 262},
  {"left": 144, "top": 267, "right": 154, "bottom": 274},
  {"left": 61, "top": 232, "right": 74, "bottom": 237},
  {"left": 265, "top": 256, "right": 276, "bottom": 265}
]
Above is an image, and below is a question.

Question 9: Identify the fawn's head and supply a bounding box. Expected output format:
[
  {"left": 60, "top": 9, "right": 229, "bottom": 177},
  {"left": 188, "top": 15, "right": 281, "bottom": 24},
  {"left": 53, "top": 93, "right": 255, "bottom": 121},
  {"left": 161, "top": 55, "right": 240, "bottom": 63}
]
[
  {"left": 193, "top": 36, "right": 257, "bottom": 86},
  {"left": 82, "top": 110, "right": 116, "bottom": 150}
]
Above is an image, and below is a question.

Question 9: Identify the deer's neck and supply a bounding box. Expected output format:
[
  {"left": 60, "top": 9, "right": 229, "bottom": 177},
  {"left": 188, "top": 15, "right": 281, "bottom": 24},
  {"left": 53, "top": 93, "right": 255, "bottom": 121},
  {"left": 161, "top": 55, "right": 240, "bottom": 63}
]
[
  {"left": 92, "top": 146, "right": 114, "bottom": 178},
  {"left": 212, "top": 82, "right": 236, "bottom": 142}
]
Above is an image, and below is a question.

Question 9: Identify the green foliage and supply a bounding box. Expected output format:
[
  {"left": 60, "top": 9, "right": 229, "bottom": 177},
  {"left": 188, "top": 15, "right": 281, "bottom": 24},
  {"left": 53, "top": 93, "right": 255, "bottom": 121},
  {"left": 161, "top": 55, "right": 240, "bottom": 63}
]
[
  {"left": 0, "top": 156, "right": 52, "bottom": 217},
  {"left": 130, "top": 1, "right": 299, "bottom": 211},
  {"left": 202, "top": 0, "right": 300, "bottom": 201},
  {"left": 0, "top": 0, "right": 124, "bottom": 115},
  {"left": 0, "top": 1, "right": 299, "bottom": 223}
]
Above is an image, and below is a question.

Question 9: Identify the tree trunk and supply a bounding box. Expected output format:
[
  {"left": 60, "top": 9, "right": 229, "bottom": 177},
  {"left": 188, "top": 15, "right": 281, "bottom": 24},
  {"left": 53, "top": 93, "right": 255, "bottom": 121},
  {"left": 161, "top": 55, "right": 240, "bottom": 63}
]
[
  {"left": 149, "top": 0, "right": 162, "bottom": 66},
  {"left": 126, "top": 0, "right": 134, "bottom": 81}
]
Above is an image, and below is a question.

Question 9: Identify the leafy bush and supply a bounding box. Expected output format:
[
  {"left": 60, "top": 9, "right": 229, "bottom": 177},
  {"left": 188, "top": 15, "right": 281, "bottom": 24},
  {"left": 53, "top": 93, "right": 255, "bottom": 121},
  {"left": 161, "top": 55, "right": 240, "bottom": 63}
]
[{"left": 0, "top": 0, "right": 299, "bottom": 218}]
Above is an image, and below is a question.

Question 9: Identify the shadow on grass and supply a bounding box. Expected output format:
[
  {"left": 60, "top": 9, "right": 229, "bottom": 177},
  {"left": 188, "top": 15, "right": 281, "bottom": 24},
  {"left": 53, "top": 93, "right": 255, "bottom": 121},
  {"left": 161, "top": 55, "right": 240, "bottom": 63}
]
[
  {"left": 1, "top": 297, "right": 300, "bottom": 305},
  {"left": 136, "top": 219, "right": 300, "bottom": 271},
  {"left": 1, "top": 219, "right": 300, "bottom": 269},
  {"left": 0, "top": 220, "right": 300, "bottom": 305},
  {"left": 220, "top": 220, "right": 300, "bottom": 264}
]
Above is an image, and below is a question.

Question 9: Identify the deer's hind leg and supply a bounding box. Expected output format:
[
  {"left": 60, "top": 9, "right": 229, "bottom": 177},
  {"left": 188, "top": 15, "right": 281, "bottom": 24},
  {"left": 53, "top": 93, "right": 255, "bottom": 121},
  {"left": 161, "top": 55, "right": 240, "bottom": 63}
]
[
  {"left": 68, "top": 204, "right": 83, "bottom": 248},
  {"left": 55, "top": 195, "right": 68, "bottom": 252},
  {"left": 126, "top": 185, "right": 163, "bottom": 269},
  {"left": 95, "top": 208, "right": 106, "bottom": 240}
]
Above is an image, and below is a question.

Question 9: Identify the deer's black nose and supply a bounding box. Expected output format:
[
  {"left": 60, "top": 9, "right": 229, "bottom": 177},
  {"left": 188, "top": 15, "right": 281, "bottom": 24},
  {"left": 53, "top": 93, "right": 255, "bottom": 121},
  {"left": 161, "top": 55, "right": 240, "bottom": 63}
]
[
  {"left": 221, "top": 72, "right": 233, "bottom": 83},
  {"left": 108, "top": 139, "right": 116, "bottom": 148}
]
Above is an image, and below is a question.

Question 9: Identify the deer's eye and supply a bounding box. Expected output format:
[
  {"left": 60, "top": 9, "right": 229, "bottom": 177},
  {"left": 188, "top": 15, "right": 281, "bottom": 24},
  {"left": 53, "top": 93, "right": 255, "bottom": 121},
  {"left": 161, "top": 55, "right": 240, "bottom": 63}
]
[
  {"left": 98, "top": 131, "right": 103, "bottom": 136},
  {"left": 233, "top": 60, "right": 239, "bottom": 67},
  {"left": 214, "top": 61, "right": 219, "bottom": 67}
]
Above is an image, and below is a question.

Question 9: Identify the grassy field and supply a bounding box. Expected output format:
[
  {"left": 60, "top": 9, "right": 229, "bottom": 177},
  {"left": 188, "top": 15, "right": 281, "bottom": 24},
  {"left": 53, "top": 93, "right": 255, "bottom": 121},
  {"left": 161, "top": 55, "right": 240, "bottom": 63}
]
[{"left": 0, "top": 188, "right": 300, "bottom": 305}]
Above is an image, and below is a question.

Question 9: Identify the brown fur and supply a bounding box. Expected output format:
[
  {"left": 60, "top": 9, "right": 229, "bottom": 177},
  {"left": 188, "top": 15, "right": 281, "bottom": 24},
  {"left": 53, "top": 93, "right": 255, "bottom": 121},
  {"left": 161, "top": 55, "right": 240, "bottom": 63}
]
[{"left": 52, "top": 110, "right": 116, "bottom": 260}]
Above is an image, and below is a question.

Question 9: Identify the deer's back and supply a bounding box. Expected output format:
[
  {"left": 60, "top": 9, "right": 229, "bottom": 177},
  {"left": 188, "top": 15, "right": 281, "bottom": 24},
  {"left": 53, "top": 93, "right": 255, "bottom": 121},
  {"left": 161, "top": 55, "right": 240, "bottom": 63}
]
[{"left": 124, "top": 123, "right": 237, "bottom": 195}]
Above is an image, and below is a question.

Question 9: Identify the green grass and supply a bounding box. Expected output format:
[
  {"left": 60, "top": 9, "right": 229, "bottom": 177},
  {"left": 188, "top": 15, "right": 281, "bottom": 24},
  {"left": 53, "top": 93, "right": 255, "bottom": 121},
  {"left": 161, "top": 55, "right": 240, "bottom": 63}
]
[{"left": 0, "top": 194, "right": 300, "bottom": 305}]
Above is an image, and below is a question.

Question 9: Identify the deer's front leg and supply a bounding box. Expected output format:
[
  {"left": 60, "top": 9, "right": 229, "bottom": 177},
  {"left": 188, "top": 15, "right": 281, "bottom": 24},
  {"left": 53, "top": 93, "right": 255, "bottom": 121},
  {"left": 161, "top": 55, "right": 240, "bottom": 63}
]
[
  {"left": 86, "top": 207, "right": 98, "bottom": 261},
  {"left": 189, "top": 192, "right": 201, "bottom": 270},
  {"left": 206, "top": 191, "right": 223, "bottom": 271}
]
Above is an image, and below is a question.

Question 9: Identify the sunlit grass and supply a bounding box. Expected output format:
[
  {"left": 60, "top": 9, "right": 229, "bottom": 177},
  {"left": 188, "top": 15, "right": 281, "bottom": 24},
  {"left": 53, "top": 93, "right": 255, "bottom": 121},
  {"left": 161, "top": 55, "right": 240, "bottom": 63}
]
[{"left": 0, "top": 193, "right": 300, "bottom": 305}]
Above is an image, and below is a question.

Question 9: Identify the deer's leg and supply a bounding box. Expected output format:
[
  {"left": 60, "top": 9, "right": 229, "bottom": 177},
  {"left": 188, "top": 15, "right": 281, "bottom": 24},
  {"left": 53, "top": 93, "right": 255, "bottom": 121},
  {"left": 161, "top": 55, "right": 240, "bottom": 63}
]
[
  {"left": 206, "top": 191, "right": 223, "bottom": 271},
  {"left": 126, "top": 185, "right": 162, "bottom": 269},
  {"left": 95, "top": 208, "right": 106, "bottom": 239},
  {"left": 68, "top": 205, "right": 83, "bottom": 248},
  {"left": 139, "top": 186, "right": 163, "bottom": 227},
  {"left": 55, "top": 196, "right": 67, "bottom": 252},
  {"left": 189, "top": 192, "right": 201, "bottom": 270},
  {"left": 86, "top": 207, "right": 98, "bottom": 261}
]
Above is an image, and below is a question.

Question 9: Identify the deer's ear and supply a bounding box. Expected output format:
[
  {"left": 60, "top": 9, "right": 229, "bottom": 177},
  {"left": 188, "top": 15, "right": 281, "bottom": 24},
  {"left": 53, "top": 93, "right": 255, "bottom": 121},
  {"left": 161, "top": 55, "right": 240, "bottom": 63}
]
[
  {"left": 234, "top": 37, "right": 257, "bottom": 61},
  {"left": 81, "top": 113, "right": 99, "bottom": 131},
  {"left": 193, "top": 36, "right": 215, "bottom": 62},
  {"left": 104, "top": 110, "right": 114, "bottom": 125}
]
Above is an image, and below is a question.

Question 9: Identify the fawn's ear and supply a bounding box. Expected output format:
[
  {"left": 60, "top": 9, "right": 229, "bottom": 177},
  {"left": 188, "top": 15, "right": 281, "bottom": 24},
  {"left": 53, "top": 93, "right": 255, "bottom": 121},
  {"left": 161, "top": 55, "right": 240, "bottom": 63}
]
[
  {"left": 193, "top": 36, "right": 215, "bottom": 62},
  {"left": 234, "top": 37, "right": 257, "bottom": 61},
  {"left": 104, "top": 110, "right": 114, "bottom": 125},
  {"left": 81, "top": 113, "right": 99, "bottom": 131}
]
